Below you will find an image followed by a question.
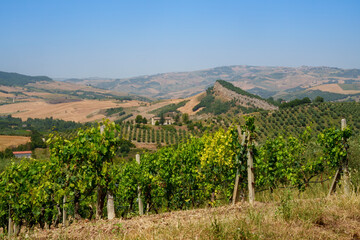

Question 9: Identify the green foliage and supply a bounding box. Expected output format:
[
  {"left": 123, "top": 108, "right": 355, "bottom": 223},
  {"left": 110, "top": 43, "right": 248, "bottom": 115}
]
[
  {"left": 318, "top": 127, "right": 352, "bottom": 168},
  {"left": 115, "top": 113, "right": 133, "bottom": 123},
  {"left": 193, "top": 92, "right": 215, "bottom": 111},
  {"left": 30, "top": 130, "right": 46, "bottom": 149},
  {"left": 314, "top": 96, "right": 324, "bottom": 103},
  {"left": 0, "top": 115, "right": 82, "bottom": 136},
  {"left": 135, "top": 115, "right": 143, "bottom": 124},
  {"left": 105, "top": 107, "right": 125, "bottom": 117},
  {"left": 256, "top": 127, "right": 323, "bottom": 190},
  {"left": 149, "top": 100, "right": 189, "bottom": 116},
  {"left": 193, "top": 89, "right": 231, "bottom": 115},
  {"left": 279, "top": 97, "right": 311, "bottom": 109}
]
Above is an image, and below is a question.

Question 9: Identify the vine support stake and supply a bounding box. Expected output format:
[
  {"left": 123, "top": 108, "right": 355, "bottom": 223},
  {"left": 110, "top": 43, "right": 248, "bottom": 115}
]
[
  {"left": 327, "top": 169, "right": 341, "bottom": 197},
  {"left": 63, "top": 196, "right": 67, "bottom": 227},
  {"left": 232, "top": 126, "right": 245, "bottom": 204},
  {"left": 247, "top": 132, "right": 255, "bottom": 205},
  {"left": 341, "top": 119, "right": 350, "bottom": 195},
  {"left": 136, "top": 154, "right": 144, "bottom": 215},
  {"left": 8, "top": 205, "right": 13, "bottom": 238},
  {"left": 327, "top": 118, "right": 350, "bottom": 197}
]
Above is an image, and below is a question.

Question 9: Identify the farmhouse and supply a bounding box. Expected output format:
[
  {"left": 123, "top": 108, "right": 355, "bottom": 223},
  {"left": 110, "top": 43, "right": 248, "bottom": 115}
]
[
  {"left": 151, "top": 116, "right": 174, "bottom": 125},
  {"left": 13, "top": 151, "right": 32, "bottom": 158}
]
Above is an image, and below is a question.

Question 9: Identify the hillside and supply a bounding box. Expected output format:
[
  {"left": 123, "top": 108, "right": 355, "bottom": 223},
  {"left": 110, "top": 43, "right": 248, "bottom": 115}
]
[
  {"left": 0, "top": 71, "right": 52, "bottom": 87},
  {"left": 205, "top": 102, "right": 360, "bottom": 142},
  {"left": 191, "top": 80, "right": 277, "bottom": 116},
  {"left": 64, "top": 65, "right": 360, "bottom": 99},
  {"left": 213, "top": 80, "right": 277, "bottom": 110}
]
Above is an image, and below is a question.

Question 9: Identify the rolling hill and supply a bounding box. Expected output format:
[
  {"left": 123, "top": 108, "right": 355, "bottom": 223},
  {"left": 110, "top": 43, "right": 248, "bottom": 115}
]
[
  {"left": 64, "top": 65, "right": 360, "bottom": 99},
  {"left": 190, "top": 80, "right": 278, "bottom": 116},
  {"left": 0, "top": 71, "right": 150, "bottom": 123}
]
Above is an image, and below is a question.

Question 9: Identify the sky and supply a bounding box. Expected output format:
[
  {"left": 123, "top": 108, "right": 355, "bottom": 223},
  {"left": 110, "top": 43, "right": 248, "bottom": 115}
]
[{"left": 0, "top": 0, "right": 360, "bottom": 78}]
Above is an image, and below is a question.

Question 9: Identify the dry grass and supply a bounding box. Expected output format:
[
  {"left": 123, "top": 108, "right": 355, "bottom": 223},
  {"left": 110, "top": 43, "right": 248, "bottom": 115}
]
[
  {"left": 26, "top": 194, "right": 360, "bottom": 240},
  {"left": 0, "top": 135, "right": 30, "bottom": 151}
]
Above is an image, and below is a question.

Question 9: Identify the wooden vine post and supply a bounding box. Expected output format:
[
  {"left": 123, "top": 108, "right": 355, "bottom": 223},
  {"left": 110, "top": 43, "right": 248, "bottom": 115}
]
[
  {"left": 136, "top": 154, "right": 144, "bottom": 215},
  {"left": 328, "top": 118, "right": 350, "bottom": 196},
  {"left": 8, "top": 204, "right": 13, "bottom": 238},
  {"left": 342, "top": 119, "right": 350, "bottom": 195},
  {"left": 234, "top": 117, "right": 256, "bottom": 205},
  {"left": 100, "top": 125, "right": 116, "bottom": 220},
  {"left": 247, "top": 131, "right": 255, "bottom": 205},
  {"left": 232, "top": 126, "right": 245, "bottom": 204},
  {"left": 63, "top": 196, "right": 67, "bottom": 227}
]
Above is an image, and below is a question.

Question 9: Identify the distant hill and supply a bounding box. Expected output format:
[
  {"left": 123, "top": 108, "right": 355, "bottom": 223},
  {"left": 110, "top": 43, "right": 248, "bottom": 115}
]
[
  {"left": 64, "top": 65, "right": 360, "bottom": 99},
  {"left": 0, "top": 71, "right": 53, "bottom": 87},
  {"left": 0, "top": 71, "right": 151, "bottom": 123},
  {"left": 0, "top": 70, "right": 150, "bottom": 102}
]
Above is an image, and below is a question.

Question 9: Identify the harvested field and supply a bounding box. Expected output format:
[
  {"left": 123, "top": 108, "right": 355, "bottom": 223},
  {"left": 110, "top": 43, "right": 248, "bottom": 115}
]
[
  {"left": 0, "top": 100, "right": 141, "bottom": 123},
  {"left": 0, "top": 135, "right": 30, "bottom": 151},
  {"left": 310, "top": 84, "right": 360, "bottom": 94}
]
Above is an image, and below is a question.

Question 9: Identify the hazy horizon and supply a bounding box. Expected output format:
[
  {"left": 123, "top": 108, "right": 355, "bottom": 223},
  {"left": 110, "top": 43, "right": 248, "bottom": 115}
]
[{"left": 1, "top": 0, "right": 359, "bottom": 79}]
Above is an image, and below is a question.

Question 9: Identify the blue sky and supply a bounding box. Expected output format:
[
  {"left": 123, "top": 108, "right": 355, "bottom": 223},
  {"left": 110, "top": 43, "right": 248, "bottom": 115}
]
[{"left": 0, "top": 0, "right": 359, "bottom": 78}]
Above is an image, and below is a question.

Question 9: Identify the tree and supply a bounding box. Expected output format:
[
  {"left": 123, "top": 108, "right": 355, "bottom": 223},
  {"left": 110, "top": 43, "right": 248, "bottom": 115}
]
[
  {"left": 314, "top": 96, "right": 324, "bottom": 103},
  {"left": 182, "top": 113, "right": 189, "bottom": 124},
  {"left": 30, "top": 130, "right": 46, "bottom": 149},
  {"left": 160, "top": 115, "right": 165, "bottom": 125},
  {"left": 174, "top": 114, "right": 180, "bottom": 124},
  {"left": 135, "top": 115, "right": 143, "bottom": 124}
]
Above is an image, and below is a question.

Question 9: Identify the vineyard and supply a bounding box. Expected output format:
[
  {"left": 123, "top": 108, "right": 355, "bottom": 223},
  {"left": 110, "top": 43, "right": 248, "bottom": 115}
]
[
  {"left": 57, "top": 102, "right": 360, "bottom": 150},
  {"left": 204, "top": 102, "right": 360, "bottom": 141},
  {"left": 0, "top": 106, "right": 358, "bottom": 239}
]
